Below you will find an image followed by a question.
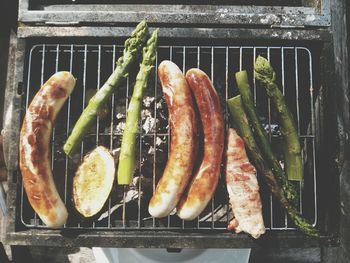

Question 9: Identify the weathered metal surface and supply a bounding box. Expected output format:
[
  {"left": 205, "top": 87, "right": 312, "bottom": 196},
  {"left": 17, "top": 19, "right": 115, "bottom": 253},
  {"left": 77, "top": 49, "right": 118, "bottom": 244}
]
[
  {"left": 316, "top": 43, "right": 341, "bottom": 239},
  {"left": 250, "top": 247, "right": 321, "bottom": 262},
  {"left": 2, "top": 37, "right": 26, "bottom": 244},
  {"left": 17, "top": 26, "right": 332, "bottom": 41},
  {"left": 41, "top": 4, "right": 317, "bottom": 13},
  {"left": 329, "top": 0, "right": 350, "bottom": 261},
  {"left": 17, "top": 0, "right": 331, "bottom": 27},
  {"left": 31, "top": 0, "right": 303, "bottom": 6},
  {"left": 3, "top": 230, "right": 338, "bottom": 248},
  {"left": 2, "top": 38, "right": 25, "bottom": 172}
]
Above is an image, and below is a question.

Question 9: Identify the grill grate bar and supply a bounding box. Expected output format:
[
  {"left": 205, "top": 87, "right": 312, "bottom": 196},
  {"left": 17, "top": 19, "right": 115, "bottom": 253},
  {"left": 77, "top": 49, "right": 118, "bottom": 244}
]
[
  {"left": 253, "top": 48, "right": 257, "bottom": 105},
  {"left": 77, "top": 45, "right": 88, "bottom": 229},
  {"left": 152, "top": 50, "right": 158, "bottom": 229},
  {"left": 225, "top": 46, "right": 230, "bottom": 228},
  {"left": 63, "top": 45, "right": 74, "bottom": 227},
  {"left": 210, "top": 46, "right": 215, "bottom": 230},
  {"left": 182, "top": 46, "right": 186, "bottom": 230},
  {"left": 20, "top": 45, "right": 35, "bottom": 228},
  {"left": 96, "top": 45, "right": 102, "bottom": 147},
  {"left": 80, "top": 44, "right": 88, "bottom": 160},
  {"left": 107, "top": 45, "right": 117, "bottom": 229},
  {"left": 281, "top": 47, "right": 288, "bottom": 228},
  {"left": 295, "top": 48, "right": 303, "bottom": 217},
  {"left": 167, "top": 46, "right": 173, "bottom": 229},
  {"left": 51, "top": 45, "right": 59, "bottom": 171},
  {"left": 138, "top": 72, "right": 143, "bottom": 229},
  {"left": 62, "top": 45, "right": 72, "bottom": 228},
  {"left": 267, "top": 48, "right": 274, "bottom": 230},
  {"left": 20, "top": 44, "right": 317, "bottom": 232},
  {"left": 305, "top": 47, "right": 318, "bottom": 227},
  {"left": 122, "top": 71, "right": 130, "bottom": 229},
  {"left": 197, "top": 46, "right": 201, "bottom": 230}
]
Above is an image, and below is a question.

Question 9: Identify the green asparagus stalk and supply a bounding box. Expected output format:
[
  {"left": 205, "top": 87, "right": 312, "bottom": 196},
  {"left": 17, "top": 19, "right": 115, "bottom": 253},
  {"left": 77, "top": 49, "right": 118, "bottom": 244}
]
[
  {"left": 63, "top": 21, "right": 150, "bottom": 156},
  {"left": 227, "top": 95, "right": 318, "bottom": 237},
  {"left": 254, "top": 56, "right": 303, "bottom": 181},
  {"left": 117, "top": 29, "right": 159, "bottom": 185},
  {"left": 235, "top": 70, "right": 299, "bottom": 208}
]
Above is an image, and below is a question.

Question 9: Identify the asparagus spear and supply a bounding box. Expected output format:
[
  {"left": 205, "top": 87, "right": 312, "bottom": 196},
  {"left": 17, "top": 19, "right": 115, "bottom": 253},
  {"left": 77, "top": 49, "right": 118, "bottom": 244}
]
[
  {"left": 227, "top": 95, "right": 318, "bottom": 237},
  {"left": 63, "top": 21, "right": 149, "bottom": 156},
  {"left": 117, "top": 29, "right": 159, "bottom": 185},
  {"left": 235, "top": 70, "right": 299, "bottom": 208},
  {"left": 254, "top": 56, "right": 303, "bottom": 181}
]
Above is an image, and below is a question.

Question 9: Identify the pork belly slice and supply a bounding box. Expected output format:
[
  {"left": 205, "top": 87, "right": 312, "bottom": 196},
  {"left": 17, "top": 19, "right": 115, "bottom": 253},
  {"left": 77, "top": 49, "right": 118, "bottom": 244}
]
[{"left": 226, "top": 128, "right": 265, "bottom": 239}]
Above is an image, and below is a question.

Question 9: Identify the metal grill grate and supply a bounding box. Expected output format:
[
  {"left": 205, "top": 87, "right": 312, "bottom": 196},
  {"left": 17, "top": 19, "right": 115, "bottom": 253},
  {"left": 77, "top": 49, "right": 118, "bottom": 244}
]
[{"left": 20, "top": 44, "right": 317, "bottom": 232}]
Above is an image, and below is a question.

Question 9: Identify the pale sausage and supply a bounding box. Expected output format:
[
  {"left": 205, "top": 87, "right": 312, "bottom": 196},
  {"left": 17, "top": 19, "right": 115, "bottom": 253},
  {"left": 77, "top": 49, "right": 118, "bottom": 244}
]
[
  {"left": 148, "top": 61, "right": 197, "bottom": 218},
  {"left": 20, "top": 71, "right": 75, "bottom": 228}
]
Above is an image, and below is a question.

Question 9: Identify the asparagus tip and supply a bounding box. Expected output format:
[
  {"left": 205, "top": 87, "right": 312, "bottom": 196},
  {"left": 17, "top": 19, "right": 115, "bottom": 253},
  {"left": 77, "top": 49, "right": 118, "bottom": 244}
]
[
  {"left": 254, "top": 55, "right": 276, "bottom": 84},
  {"left": 134, "top": 20, "right": 148, "bottom": 31},
  {"left": 125, "top": 20, "right": 150, "bottom": 50},
  {"left": 148, "top": 28, "right": 159, "bottom": 44},
  {"left": 142, "top": 28, "right": 159, "bottom": 66}
]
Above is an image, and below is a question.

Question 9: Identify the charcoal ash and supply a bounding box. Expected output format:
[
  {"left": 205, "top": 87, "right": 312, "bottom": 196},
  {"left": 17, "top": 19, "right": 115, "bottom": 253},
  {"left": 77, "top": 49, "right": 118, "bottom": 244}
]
[
  {"left": 139, "top": 135, "right": 168, "bottom": 182},
  {"left": 143, "top": 96, "right": 155, "bottom": 108},
  {"left": 114, "top": 121, "right": 125, "bottom": 134},
  {"left": 141, "top": 109, "right": 157, "bottom": 134},
  {"left": 116, "top": 112, "right": 125, "bottom": 120},
  {"left": 261, "top": 116, "right": 282, "bottom": 137},
  {"left": 147, "top": 137, "right": 166, "bottom": 155},
  {"left": 155, "top": 98, "right": 169, "bottom": 133},
  {"left": 264, "top": 123, "right": 282, "bottom": 137}
]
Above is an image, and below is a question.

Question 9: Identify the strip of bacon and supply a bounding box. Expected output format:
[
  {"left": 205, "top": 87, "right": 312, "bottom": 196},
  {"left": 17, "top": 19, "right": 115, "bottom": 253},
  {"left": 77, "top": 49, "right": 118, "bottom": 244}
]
[{"left": 226, "top": 128, "right": 265, "bottom": 239}]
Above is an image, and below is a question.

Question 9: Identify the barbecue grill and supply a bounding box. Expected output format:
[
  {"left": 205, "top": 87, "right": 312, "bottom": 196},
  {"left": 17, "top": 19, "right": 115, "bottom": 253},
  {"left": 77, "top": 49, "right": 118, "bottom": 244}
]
[{"left": 1, "top": 0, "right": 346, "bottom": 251}]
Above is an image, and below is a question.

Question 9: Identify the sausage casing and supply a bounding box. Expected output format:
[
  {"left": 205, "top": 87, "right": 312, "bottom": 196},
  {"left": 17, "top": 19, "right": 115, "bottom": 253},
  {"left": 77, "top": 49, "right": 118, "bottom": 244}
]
[
  {"left": 177, "top": 68, "right": 225, "bottom": 220},
  {"left": 148, "top": 61, "right": 197, "bottom": 218},
  {"left": 20, "top": 71, "right": 75, "bottom": 228}
]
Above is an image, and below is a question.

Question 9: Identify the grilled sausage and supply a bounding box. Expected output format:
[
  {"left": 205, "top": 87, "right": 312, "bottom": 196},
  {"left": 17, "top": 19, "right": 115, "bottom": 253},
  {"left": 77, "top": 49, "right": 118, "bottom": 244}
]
[
  {"left": 226, "top": 128, "right": 265, "bottom": 239},
  {"left": 20, "top": 71, "right": 76, "bottom": 228},
  {"left": 177, "top": 68, "right": 224, "bottom": 220},
  {"left": 148, "top": 61, "right": 197, "bottom": 218}
]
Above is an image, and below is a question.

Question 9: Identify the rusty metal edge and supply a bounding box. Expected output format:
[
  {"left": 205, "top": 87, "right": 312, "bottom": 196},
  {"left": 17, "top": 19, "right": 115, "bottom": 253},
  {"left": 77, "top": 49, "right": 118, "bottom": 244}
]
[
  {"left": 17, "top": 26, "right": 332, "bottom": 41},
  {"left": 17, "top": 0, "right": 331, "bottom": 27},
  {"left": 3, "top": 230, "right": 339, "bottom": 248}
]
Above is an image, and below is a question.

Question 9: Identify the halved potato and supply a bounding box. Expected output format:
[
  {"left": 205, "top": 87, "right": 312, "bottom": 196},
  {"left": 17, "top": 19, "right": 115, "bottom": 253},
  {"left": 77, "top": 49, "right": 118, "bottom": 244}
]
[{"left": 73, "top": 146, "right": 115, "bottom": 217}]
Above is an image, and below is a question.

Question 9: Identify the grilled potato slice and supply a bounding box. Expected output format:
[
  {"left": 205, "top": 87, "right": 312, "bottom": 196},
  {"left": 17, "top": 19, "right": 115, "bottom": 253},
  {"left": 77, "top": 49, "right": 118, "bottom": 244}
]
[{"left": 73, "top": 146, "right": 115, "bottom": 217}]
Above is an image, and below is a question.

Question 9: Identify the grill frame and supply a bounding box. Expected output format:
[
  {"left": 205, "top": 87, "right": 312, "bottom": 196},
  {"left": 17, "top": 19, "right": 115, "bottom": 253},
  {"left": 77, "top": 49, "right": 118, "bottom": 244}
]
[{"left": 2, "top": 27, "right": 340, "bottom": 247}]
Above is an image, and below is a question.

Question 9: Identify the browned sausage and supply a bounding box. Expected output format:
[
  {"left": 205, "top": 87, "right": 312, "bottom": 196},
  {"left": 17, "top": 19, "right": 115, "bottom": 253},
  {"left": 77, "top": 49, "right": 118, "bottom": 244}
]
[
  {"left": 177, "top": 68, "right": 224, "bottom": 220},
  {"left": 148, "top": 61, "right": 197, "bottom": 218},
  {"left": 20, "top": 71, "right": 75, "bottom": 228}
]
